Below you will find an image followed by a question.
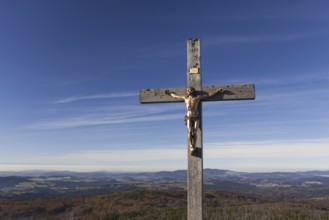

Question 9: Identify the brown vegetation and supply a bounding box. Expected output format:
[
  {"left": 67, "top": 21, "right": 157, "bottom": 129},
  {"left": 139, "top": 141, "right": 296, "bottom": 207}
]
[{"left": 1, "top": 190, "right": 328, "bottom": 220}]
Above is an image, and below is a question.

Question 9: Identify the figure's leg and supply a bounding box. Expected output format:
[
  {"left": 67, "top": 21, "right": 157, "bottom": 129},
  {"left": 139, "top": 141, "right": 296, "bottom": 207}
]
[
  {"left": 187, "top": 119, "right": 194, "bottom": 152},
  {"left": 194, "top": 119, "right": 199, "bottom": 145},
  {"left": 191, "top": 120, "right": 195, "bottom": 146},
  {"left": 190, "top": 120, "right": 198, "bottom": 155}
]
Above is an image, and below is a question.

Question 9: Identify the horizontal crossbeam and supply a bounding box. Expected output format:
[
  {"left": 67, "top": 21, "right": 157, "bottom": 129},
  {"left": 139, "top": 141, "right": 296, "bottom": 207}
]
[{"left": 140, "top": 84, "right": 255, "bottom": 104}]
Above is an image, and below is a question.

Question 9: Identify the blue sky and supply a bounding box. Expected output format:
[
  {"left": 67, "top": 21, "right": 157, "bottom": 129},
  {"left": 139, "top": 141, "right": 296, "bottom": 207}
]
[{"left": 0, "top": 0, "right": 329, "bottom": 172}]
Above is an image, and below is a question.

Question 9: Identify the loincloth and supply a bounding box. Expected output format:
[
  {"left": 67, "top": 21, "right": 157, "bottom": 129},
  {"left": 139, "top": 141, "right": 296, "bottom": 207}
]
[{"left": 184, "top": 115, "right": 200, "bottom": 125}]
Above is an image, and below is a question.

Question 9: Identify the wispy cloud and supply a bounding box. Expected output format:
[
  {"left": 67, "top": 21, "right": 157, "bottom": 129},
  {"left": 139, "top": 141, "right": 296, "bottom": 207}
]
[
  {"left": 54, "top": 92, "right": 138, "bottom": 104},
  {"left": 4, "top": 139, "right": 328, "bottom": 172},
  {"left": 0, "top": 164, "right": 180, "bottom": 172},
  {"left": 26, "top": 113, "right": 182, "bottom": 129},
  {"left": 253, "top": 71, "right": 329, "bottom": 86},
  {"left": 204, "top": 32, "right": 329, "bottom": 46},
  {"left": 29, "top": 72, "right": 329, "bottom": 130},
  {"left": 205, "top": 139, "right": 329, "bottom": 158},
  {"left": 26, "top": 104, "right": 183, "bottom": 129}
]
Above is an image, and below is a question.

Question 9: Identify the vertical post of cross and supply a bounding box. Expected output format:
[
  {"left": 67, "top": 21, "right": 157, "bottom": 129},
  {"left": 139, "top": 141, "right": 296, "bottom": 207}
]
[{"left": 187, "top": 38, "right": 203, "bottom": 220}]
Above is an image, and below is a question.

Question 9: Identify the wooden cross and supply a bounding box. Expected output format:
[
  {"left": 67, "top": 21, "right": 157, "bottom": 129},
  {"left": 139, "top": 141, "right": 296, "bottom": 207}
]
[{"left": 139, "top": 39, "right": 255, "bottom": 220}]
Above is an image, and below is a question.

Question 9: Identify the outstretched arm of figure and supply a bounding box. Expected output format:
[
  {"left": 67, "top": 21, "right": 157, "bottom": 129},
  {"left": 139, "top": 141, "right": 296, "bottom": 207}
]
[
  {"left": 165, "top": 90, "right": 186, "bottom": 101},
  {"left": 199, "top": 88, "right": 225, "bottom": 100}
]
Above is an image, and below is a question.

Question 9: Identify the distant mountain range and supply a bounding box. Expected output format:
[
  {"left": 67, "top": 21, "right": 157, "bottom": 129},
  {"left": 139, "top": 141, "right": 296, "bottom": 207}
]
[
  {"left": 1, "top": 169, "right": 328, "bottom": 200},
  {"left": 1, "top": 168, "right": 329, "bottom": 179}
]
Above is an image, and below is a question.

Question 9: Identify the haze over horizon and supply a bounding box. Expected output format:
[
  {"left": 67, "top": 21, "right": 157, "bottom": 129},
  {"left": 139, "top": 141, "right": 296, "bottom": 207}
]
[{"left": 1, "top": 1, "right": 329, "bottom": 172}]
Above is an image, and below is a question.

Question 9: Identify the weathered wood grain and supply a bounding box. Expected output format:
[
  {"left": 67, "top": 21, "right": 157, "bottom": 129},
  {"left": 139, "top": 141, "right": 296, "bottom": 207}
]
[{"left": 187, "top": 39, "right": 203, "bottom": 220}]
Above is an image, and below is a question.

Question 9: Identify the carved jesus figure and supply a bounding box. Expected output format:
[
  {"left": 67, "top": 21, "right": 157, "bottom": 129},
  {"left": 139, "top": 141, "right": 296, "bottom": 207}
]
[{"left": 165, "top": 87, "right": 224, "bottom": 156}]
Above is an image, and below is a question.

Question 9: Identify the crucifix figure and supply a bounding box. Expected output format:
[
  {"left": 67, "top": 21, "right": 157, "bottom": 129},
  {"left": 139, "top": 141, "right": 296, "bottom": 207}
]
[
  {"left": 140, "top": 39, "right": 255, "bottom": 220},
  {"left": 165, "top": 87, "right": 224, "bottom": 155}
]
